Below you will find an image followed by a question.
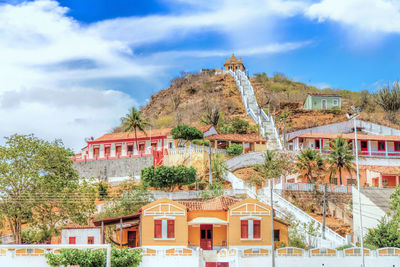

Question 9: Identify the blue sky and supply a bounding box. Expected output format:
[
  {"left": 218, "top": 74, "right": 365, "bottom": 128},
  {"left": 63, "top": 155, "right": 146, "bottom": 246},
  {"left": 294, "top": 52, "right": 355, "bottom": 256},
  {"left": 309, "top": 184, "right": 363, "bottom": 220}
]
[{"left": 1, "top": 0, "right": 400, "bottom": 151}]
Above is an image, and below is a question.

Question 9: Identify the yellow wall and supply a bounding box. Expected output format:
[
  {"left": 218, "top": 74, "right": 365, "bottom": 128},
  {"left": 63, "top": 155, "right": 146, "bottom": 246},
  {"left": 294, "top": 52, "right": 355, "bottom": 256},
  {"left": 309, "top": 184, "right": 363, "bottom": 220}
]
[
  {"left": 187, "top": 210, "right": 227, "bottom": 247},
  {"left": 141, "top": 198, "right": 188, "bottom": 247},
  {"left": 274, "top": 220, "right": 289, "bottom": 245},
  {"left": 227, "top": 198, "right": 272, "bottom": 247}
]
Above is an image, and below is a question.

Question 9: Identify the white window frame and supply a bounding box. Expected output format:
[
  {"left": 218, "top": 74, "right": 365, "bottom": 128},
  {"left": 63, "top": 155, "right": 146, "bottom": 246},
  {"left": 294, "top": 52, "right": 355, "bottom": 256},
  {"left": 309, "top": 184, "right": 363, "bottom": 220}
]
[{"left": 333, "top": 99, "right": 339, "bottom": 106}]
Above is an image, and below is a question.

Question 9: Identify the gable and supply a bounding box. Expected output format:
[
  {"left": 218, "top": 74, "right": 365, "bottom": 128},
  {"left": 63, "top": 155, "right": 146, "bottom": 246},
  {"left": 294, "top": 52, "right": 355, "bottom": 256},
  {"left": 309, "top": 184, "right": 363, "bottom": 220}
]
[
  {"left": 229, "top": 198, "right": 270, "bottom": 216},
  {"left": 142, "top": 198, "right": 186, "bottom": 217}
]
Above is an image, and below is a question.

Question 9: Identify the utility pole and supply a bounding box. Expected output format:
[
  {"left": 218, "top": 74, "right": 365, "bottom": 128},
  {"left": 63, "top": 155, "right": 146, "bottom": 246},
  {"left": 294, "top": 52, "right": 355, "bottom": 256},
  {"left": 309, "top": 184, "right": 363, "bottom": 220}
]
[
  {"left": 208, "top": 144, "right": 212, "bottom": 184},
  {"left": 322, "top": 183, "right": 327, "bottom": 239},
  {"left": 270, "top": 179, "right": 275, "bottom": 267}
]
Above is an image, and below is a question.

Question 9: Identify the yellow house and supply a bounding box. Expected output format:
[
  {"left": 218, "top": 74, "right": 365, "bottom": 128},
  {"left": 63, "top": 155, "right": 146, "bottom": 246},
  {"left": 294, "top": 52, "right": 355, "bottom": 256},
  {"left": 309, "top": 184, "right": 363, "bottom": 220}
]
[{"left": 95, "top": 196, "right": 289, "bottom": 250}]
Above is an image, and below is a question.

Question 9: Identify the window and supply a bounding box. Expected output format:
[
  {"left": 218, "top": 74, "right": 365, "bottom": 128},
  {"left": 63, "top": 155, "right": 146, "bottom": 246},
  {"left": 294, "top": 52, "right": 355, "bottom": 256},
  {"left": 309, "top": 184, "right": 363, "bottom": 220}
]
[
  {"left": 361, "top": 141, "right": 367, "bottom": 149},
  {"left": 87, "top": 236, "right": 94, "bottom": 244},
  {"left": 154, "top": 219, "right": 175, "bottom": 239},
  {"left": 332, "top": 178, "right": 338, "bottom": 185},
  {"left": 333, "top": 99, "right": 339, "bottom": 106},
  {"left": 395, "top": 142, "right": 400, "bottom": 151},
  {"left": 347, "top": 179, "right": 356, "bottom": 185},
  {"left": 274, "top": 229, "right": 280, "bottom": 241},
  {"left": 116, "top": 146, "right": 122, "bottom": 155},
  {"left": 69, "top": 237, "right": 76, "bottom": 244},
  {"left": 241, "top": 220, "right": 261, "bottom": 240},
  {"left": 104, "top": 146, "right": 110, "bottom": 156},
  {"left": 315, "top": 139, "right": 322, "bottom": 149},
  {"left": 378, "top": 141, "right": 385, "bottom": 151},
  {"left": 169, "top": 142, "right": 174, "bottom": 149},
  {"left": 127, "top": 145, "right": 133, "bottom": 153}
]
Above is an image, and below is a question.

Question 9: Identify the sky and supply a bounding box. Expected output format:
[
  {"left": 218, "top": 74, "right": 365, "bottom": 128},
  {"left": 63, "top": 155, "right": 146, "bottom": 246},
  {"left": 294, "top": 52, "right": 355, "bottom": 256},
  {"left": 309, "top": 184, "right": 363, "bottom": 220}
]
[{"left": 1, "top": 0, "right": 400, "bottom": 151}]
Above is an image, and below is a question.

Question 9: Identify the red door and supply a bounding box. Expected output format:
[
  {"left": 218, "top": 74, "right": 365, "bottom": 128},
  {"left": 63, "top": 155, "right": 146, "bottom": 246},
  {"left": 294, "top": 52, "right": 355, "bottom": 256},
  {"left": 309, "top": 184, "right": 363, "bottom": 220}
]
[
  {"left": 127, "top": 231, "right": 136, "bottom": 248},
  {"left": 69, "top": 237, "right": 76, "bottom": 244},
  {"left": 200, "top": 224, "right": 213, "bottom": 250}
]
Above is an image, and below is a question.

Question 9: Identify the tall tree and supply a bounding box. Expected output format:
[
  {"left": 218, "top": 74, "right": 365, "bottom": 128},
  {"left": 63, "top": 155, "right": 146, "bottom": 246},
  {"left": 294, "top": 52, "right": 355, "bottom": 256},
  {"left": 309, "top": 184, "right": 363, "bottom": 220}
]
[
  {"left": 121, "top": 107, "right": 150, "bottom": 151},
  {"left": 0, "top": 135, "right": 96, "bottom": 243},
  {"left": 296, "top": 148, "right": 325, "bottom": 184},
  {"left": 326, "top": 137, "right": 355, "bottom": 185}
]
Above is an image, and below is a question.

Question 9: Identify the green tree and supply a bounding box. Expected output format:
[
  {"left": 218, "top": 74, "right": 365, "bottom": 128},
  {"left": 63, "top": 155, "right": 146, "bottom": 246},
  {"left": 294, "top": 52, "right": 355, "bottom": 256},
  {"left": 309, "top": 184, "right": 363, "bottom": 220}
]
[
  {"left": 201, "top": 105, "right": 221, "bottom": 126},
  {"left": 226, "top": 144, "right": 243, "bottom": 156},
  {"left": 231, "top": 118, "right": 250, "bottom": 134},
  {"left": 375, "top": 82, "right": 400, "bottom": 122},
  {"left": 296, "top": 148, "right": 325, "bottom": 184},
  {"left": 96, "top": 181, "right": 111, "bottom": 201},
  {"left": 389, "top": 186, "right": 400, "bottom": 220},
  {"left": 121, "top": 107, "right": 150, "bottom": 151},
  {"left": 171, "top": 125, "right": 204, "bottom": 147},
  {"left": 326, "top": 137, "right": 355, "bottom": 185},
  {"left": 141, "top": 165, "right": 196, "bottom": 191},
  {"left": 0, "top": 135, "right": 96, "bottom": 244},
  {"left": 364, "top": 217, "right": 400, "bottom": 249}
]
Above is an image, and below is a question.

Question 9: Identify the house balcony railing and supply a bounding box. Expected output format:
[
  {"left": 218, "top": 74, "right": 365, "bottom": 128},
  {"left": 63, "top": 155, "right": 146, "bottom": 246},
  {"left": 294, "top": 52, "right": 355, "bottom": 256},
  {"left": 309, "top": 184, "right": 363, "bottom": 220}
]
[
  {"left": 293, "top": 148, "right": 400, "bottom": 159},
  {"left": 73, "top": 148, "right": 168, "bottom": 162}
]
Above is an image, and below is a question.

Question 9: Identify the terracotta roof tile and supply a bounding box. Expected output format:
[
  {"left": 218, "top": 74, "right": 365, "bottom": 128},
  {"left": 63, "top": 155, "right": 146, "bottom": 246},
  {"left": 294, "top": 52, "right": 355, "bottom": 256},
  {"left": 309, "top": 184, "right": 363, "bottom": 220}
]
[
  {"left": 307, "top": 93, "right": 340, "bottom": 97},
  {"left": 63, "top": 220, "right": 98, "bottom": 229},
  {"left": 91, "top": 125, "right": 214, "bottom": 143},
  {"left": 177, "top": 196, "right": 240, "bottom": 211},
  {"left": 206, "top": 134, "right": 265, "bottom": 143}
]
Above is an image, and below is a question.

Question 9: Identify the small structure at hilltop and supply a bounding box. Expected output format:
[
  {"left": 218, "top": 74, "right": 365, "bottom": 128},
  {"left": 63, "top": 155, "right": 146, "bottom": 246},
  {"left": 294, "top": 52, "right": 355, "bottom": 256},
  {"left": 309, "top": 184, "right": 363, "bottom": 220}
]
[
  {"left": 303, "top": 93, "right": 341, "bottom": 110},
  {"left": 224, "top": 54, "right": 245, "bottom": 72}
]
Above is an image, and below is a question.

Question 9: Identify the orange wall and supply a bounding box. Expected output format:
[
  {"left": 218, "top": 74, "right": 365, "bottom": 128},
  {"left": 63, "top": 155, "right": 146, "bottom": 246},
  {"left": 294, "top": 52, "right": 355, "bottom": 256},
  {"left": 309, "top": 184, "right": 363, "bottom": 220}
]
[
  {"left": 141, "top": 198, "right": 188, "bottom": 247},
  {"left": 228, "top": 198, "right": 272, "bottom": 247},
  {"left": 115, "top": 226, "right": 139, "bottom": 247},
  {"left": 298, "top": 168, "right": 367, "bottom": 186},
  {"left": 187, "top": 210, "right": 227, "bottom": 247},
  {"left": 274, "top": 220, "right": 289, "bottom": 245}
]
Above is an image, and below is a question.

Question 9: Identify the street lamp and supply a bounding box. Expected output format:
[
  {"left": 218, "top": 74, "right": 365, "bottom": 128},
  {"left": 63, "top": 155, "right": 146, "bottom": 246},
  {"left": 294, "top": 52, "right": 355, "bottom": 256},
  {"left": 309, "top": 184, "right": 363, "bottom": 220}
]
[{"left": 346, "top": 107, "right": 365, "bottom": 267}]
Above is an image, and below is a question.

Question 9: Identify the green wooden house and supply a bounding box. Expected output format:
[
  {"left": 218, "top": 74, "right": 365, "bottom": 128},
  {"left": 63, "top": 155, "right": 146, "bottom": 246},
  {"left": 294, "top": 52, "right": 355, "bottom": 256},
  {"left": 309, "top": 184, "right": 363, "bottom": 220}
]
[{"left": 302, "top": 93, "right": 341, "bottom": 110}]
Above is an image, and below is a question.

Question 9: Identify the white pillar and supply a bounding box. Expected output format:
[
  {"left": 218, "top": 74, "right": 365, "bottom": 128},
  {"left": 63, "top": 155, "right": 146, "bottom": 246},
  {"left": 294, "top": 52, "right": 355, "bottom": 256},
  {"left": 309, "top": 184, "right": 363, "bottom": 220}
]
[
  {"left": 368, "top": 141, "right": 371, "bottom": 156},
  {"left": 320, "top": 139, "right": 322, "bottom": 153},
  {"left": 385, "top": 141, "right": 388, "bottom": 157},
  {"left": 379, "top": 175, "right": 383, "bottom": 188}
]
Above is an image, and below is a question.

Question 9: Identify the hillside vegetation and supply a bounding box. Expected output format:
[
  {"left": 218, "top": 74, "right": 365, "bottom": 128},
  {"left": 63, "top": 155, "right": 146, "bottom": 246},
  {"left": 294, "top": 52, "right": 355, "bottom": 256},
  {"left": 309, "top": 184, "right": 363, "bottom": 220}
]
[{"left": 134, "top": 71, "right": 400, "bottom": 134}]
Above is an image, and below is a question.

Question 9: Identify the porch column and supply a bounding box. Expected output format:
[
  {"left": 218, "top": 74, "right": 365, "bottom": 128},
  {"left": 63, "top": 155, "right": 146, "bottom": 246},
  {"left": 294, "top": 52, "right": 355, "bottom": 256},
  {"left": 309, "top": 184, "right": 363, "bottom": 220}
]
[
  {"left": 228, "top": 141, "right": 232, "bottom": 147},
  {"left": 397, "top": 176, "right": 400, "bottom": 186},
  {"left": 120, "top": 218, "right": 123, "bottom": 249},
  {"left": 320, "top": 139, "right": 322, "bottom": 153},
  {"left": 242, "top": 142, "right": 245, "bottom": 153},
  {"left": 379, "top": 175, "right": 383, "bottom": 188},
  {"left": 214, "top": 140, "right": 218, "bottom": 151},
  {"left": 101, "top": 221, "right": 104, "bottom": 244},
  {"left": 368, "top": 140, "right": 371, "bottom": 156},
  {"left": 385, "top": 141, "right": 388, "bottom": 157}
]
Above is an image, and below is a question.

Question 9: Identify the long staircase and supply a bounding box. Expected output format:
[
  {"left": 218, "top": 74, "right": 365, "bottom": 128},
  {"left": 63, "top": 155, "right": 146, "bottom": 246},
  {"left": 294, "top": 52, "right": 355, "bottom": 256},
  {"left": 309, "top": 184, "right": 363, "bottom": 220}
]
[{"left": 225, "top": 70, "right": 282, "bottom": 150}]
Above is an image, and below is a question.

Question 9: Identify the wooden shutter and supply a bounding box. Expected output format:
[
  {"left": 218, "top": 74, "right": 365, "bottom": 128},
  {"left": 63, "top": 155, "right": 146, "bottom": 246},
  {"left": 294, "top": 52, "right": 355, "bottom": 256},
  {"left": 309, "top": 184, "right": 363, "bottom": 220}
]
[
  {"left": 241, "top": 220, "right": 248, "bottom": 238},
  {"left": 167, "top": 220, "right": 175, "bottom": 238},
  {"left": 69, "top": 237, "right": 76, "bottom": 244},
  {"left": 154, "top": 220, "right": 162, "bottom": 238},
  {"left": 253, "top": 220, "right": 261, "bottom": 238}
]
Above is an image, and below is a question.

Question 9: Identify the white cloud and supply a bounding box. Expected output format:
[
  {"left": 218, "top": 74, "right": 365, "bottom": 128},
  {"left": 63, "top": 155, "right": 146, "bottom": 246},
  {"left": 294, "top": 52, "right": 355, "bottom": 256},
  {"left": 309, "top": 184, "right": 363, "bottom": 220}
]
[
  {"left": 0, "top": 0, "right": 311, "bottom": 151},
  {"left": 307, "top": 0, "right": 400, "bottom": 34}
]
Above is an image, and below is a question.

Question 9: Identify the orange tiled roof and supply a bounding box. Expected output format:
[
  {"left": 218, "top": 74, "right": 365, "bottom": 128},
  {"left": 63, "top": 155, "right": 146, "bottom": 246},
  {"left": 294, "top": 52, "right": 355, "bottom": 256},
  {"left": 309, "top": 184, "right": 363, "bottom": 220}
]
[
  {"left": 177, "top": 196, "right": 239, "bottom": 211},
  {"left": 293, "top": 133, "right": 400, "bottom": 142},
  {"left": 206, "top": 134, "right": 265, "bottom": 143},
  {"left": 63, "top": 220, "right": 98, "bottom": 229},
  {"left": 91, "top": 125, "right": 214, "bottom": 143},
  {"left": 359, "top": 165, "right": 400, "bottom": 176}
]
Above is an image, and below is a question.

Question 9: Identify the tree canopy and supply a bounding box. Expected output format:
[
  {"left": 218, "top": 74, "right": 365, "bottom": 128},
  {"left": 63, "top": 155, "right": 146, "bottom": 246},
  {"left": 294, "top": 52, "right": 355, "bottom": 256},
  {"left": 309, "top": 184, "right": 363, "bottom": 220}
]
[
  {"left": 171, "top": 125, "right": 204, "bottom": 146},
  {"left": 121, "top": 107, "right": 150, "bottom": 151},
  {"left": 326, "top": 137, "right": 355, "bottom": 185},
  {"left": 141, "top": 165, "right": 196, "bottom": 191},
  {"left": 296, "top": 148, "right": 325, "bottom": 184},
  {"left": 0, "top": 134, "right": 96, "bottom": 243}
]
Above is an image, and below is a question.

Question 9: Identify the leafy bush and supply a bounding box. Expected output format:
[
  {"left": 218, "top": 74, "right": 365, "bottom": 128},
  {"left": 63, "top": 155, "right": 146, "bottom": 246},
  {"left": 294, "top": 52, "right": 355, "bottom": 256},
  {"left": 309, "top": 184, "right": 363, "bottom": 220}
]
[
  {"left": 375, "top": 82, "right": 400, "bottom": 122},
  {"left": 226, "top": 144, "right": 243, "bottom": 156},
  {"left": 211, "top": 153, "right": 228, "bottom": 181},
  {"left": 96, "top": 181, "right": 111, "bottom": 201},
  {"left": 335, "top": 244, "right": 353, "bottom": 251},
  {"left": 364, "top": 217, "right": 400, "bottom": 249},
  {"left": 192, "top": 139, "right": 210, "bottom": 147},
  {"left": 255, "top": 72, "right": 269, "bottom": 83},
  {"left": 45, "top": 247, "right": 142, "bottom": 267},
  {"left": 231, "top": 117, "right": 250, "bottom": 134},
  {"left": 22, "top": 227, "right": 52, "bottom": 244},
  {"left": 171, "top": 125, "right": 204, "bottom": 147},
  {"left": 141, "top": 165, "right": 196, "bottom": 191},
  {"left": 201, "top": 181, "right": 224, "bottom": 199},
  {"left": 272, "top": 72, "right": 291, "bottom": 83}
]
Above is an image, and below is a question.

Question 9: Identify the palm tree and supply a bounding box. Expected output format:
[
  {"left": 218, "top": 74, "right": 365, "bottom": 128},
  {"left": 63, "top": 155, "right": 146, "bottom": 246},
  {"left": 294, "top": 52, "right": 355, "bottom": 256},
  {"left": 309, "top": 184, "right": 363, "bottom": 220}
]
[
  {"left": 121, "top": 107, "right": 150, "bottom": 152},
  {"left": 296, "top": 148, "right": 325, "bottom": 184},
  {"left": 326, "top": 137, "right": 355, "bottom": 185}
]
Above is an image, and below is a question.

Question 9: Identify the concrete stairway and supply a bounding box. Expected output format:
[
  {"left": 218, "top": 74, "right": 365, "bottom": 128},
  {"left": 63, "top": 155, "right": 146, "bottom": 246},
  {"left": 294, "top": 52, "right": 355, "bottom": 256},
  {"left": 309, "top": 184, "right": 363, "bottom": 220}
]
[{"left": 225, "top": 70, "right": 282, "bottom": 150}]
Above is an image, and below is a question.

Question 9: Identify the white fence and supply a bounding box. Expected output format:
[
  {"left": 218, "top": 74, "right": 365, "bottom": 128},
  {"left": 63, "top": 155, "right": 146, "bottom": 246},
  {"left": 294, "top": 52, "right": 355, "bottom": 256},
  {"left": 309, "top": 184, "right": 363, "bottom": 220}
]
[{"left": 283, "top": 183, "right": 352, "bottom": 193}]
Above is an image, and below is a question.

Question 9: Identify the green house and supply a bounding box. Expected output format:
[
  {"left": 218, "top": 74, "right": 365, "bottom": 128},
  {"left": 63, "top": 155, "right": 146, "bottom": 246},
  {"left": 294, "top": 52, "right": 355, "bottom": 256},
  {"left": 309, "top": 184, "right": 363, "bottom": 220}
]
[{"left": 302, "top": 93, "right": 341, "bottom": 110}]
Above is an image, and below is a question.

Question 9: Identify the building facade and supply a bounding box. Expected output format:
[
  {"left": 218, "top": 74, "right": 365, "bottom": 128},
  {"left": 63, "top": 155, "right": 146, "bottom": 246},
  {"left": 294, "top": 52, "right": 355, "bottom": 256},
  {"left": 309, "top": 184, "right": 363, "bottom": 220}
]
[
  {"left": 303, "top": 93, "right": 341, "bottom": 110},
  {"left": 223, "top": 54, "right": 245, "bottom": 72}
]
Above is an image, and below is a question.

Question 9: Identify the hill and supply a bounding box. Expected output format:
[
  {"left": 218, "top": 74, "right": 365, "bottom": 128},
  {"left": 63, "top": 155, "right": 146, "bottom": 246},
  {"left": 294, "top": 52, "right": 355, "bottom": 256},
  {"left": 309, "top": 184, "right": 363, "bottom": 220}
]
[{"left": 126, "top": 71, "right": 400, "bottom": 134}]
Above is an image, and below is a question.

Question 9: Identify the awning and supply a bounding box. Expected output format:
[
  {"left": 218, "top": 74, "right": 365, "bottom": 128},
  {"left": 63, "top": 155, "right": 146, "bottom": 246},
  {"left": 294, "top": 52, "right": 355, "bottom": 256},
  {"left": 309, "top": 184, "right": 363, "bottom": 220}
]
[{"left": 188, "top": 217, "right": 228, "bottom": 225}]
